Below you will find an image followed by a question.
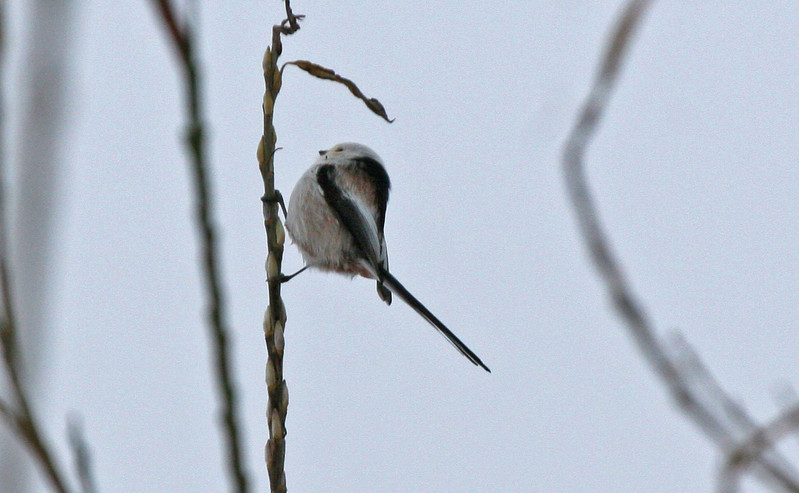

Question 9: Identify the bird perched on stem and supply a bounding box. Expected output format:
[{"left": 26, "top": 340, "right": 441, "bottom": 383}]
[{"left": 284, "top": 143, "right": 490, "bottom": 372}]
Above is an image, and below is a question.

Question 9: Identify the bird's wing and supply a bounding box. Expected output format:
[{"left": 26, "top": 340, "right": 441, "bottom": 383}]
[{"left": 316, "top": 164, "right": 382, "bottom": 272}]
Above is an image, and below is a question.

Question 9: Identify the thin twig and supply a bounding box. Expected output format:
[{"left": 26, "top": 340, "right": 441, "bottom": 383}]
[
  {"left": 1, "top": 257, "right": 17, "bottom": 367},
  {"left": 561, "top": 1, "right": 799, "bottom": 491},
  {"left": 0, "top": 260, "right": 73, "bottom": 493},
  {"left": 669, "top": 333, "right": 760, "bottom": 435},
  {"left": 149, "top": 2, "right": 250, "bottom": 492},
  {"left": 772, "top": 384, "right": 799, "bottom": 451},
  {"left": 719, "top": 406, "right": 799, "bottom": 493},
  {"left": 0, "top": 4, "right": 80, "bottom": 492},
  {"left": 669, "top": 333, "right": 799, "bottom": 490},
  {"left": 0, "top": 396, "right": 17, "bottom": 425},
  {"left": 67, "top": 415, "right": 97, "bottom": 493}
]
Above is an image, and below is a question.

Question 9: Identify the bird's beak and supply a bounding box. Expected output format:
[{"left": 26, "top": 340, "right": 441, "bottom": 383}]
[{"left": 318, "top": 150, "right": 326, "bottom": 156}]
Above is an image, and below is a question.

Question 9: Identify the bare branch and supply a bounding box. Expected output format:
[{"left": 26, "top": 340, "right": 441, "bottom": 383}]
[
  {"left": 772, "top": 383, "right": 799, "bottom": 451},
  {"left": 0, "top": 396, "right": 17, "bottom": 425},
  {"left": 149, "top": 2, "right": 250, "bottom": 492},
  {"left": 0, "top": 254, "right": 73, "bottom": 493},
  {"left": 719, "top": 406, "right": 799, "bottom": 493},
  {"left": 151, "top": 0, "right": 185, "bottom": 58},
  {"left": 1, "top": 259, "right": 18, "bottom": 368},
  {"left": 0, "top": 3, "right": 78, "bottom": 491},
  {"left": 561, "top": 1, "right": 799, "bottom": 491},
  {"left": 67, "top": 416, "right": 97, "bottom": 493},
  {"left": 668, "top": 333, "right": 759, "bottom": 435}
]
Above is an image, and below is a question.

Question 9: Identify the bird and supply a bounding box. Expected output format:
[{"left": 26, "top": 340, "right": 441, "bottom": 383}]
[{"left": 284, "top": 142, "right": 490, "bottom": 372}]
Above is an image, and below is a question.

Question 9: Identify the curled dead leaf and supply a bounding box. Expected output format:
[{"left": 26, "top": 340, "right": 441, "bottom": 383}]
[{"left": 284, "top": 60, "right": 394, "bottom": 123}]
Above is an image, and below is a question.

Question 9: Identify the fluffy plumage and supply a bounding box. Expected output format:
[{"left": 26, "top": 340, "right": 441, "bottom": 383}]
[{"left": 286, "top": 143, "right": 489, "bottom": 372}]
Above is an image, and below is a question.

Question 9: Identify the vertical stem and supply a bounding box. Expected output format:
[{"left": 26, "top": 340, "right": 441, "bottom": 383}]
[
  {"left": 259, "top": 10, "right": 301, "bottom": 493},
  {"left": 260, "top": 42, "right": 287, "bottom": 493}
]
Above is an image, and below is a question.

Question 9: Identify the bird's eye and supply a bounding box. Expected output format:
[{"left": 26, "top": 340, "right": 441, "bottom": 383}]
[{"left": 332, "top": 146, "right": 343, "bottom": 152}]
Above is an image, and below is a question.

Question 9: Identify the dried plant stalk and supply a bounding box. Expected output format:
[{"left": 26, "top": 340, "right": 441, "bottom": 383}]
[
  {"left": 259, "top": 6, "right": 302, "bottom": 492},
  {"left": 258, "top": 4, "right": 392, "bottom": 490}
]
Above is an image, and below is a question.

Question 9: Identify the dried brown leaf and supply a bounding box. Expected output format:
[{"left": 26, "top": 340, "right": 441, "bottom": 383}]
[{"left": 284, "top": 60, "right": 394, "bottom": 123}]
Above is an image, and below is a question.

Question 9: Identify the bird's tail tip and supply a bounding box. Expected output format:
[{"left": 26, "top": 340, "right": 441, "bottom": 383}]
[{"left": 474, "top": 358, "right": 491, "bottom": 373}]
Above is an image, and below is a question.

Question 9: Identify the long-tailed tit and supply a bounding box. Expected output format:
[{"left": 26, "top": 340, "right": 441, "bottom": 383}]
[{"left": 285, "top": 143, "right": 490, "bottom": 372}]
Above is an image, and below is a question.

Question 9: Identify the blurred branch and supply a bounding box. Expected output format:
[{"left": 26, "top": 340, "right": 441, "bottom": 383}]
[
  {"left": 149, "top": 2, "right": 250, "bottom": 493},
  {"left": 772, "top": 384, "right": 799, "bottom": 451},
  {"left": 4, "top": 2, "right": 77, "bottom": 491},
  {"left": 718, "top": 406, "right": 799, "bottom": 493},
  {"left": 67, "top": 415, "right": 97, "bottom": 493},
  {"left": 0, "top": 0, "right": 6, "bottom": 274},
  {"left": 0, "top": 6, "right": 74, "bottom": 489},
  {"left": 1, "top": 262, "right": 72, "bottom": 493},
  {"left": 0, "top": 396, "right": 15, "bottom": 422},
  {"left": 561, "top": 0, "right": 799, "bottom": 491},
  {"left": 0, "top": 2, "right": 83, "bottom": 493}
]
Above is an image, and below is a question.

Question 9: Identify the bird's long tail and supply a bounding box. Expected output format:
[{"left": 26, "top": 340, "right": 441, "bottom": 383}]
[{"left": 377, "top": 267, "right": 490, "bottom": 372}]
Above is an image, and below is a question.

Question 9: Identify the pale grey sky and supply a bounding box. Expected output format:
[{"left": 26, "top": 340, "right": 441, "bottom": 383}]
[{"left": 3, "top": 1, "right": 799, "bottom": 492}]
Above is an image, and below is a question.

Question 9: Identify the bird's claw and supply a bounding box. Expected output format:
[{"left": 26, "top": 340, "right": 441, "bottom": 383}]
[
  {"left": 262, "top": 190, "right": 288, "bottom": 218},
  {"left": 267, "top": 266, "right": 308, "bottom": 284}
]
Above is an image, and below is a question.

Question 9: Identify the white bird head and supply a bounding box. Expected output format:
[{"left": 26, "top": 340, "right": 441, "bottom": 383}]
[{"left": 316, "top": 142, "right": 383, "bottom": 164}]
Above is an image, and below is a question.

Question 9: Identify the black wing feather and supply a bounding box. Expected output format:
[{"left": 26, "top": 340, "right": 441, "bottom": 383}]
[
  {"left": 353, "top": 156, "right": 390, "bottom": 234},
  {"left": 316, "top": 164, "right": 380, "bottom": 266}
]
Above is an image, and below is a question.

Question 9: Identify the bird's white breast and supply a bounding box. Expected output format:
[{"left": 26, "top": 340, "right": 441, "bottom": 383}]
[{"left": 285, "top": 165, "right": 368, "bottom": 276}]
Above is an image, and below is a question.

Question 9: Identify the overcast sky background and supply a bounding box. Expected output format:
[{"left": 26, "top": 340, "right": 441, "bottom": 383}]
[{"left": 2, "top": 1, "right": 799, "bottom": 492}]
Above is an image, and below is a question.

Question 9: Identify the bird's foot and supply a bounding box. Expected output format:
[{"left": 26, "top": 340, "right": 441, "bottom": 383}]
[
  {"left": 267, "top": 266, "right": 308, "bottom": 284},
  {"left": 261, "top": 189, "right": 288, "bottom": 218}
]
